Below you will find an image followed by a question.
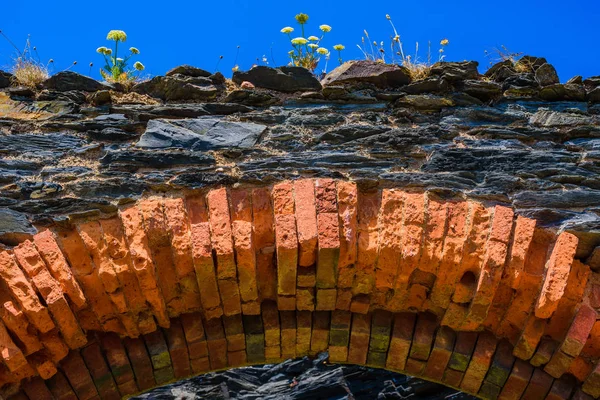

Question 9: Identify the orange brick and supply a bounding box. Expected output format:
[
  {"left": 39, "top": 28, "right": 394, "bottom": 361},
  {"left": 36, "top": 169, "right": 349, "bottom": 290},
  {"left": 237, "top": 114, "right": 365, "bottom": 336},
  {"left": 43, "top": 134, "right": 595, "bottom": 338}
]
[
  {"left": 223, "top": 314, "right": 246, "bottom": 352},
  {"left": 375, "top": 190, "right": 404, "bottom": 293},
  {"left": 310, "top": 311, "right": 331, "bottom": 355},
  {"left": 497, "top": 358, "right": 533, "bottom": 400},
  {"left": 353, "top": 191, "right": 381, "bottom": 296},
  {"left": 280, "top": 311, "right": 296, "bottom": 359},
  {"left": 252, "top": 188, "right": 277, "bottom": 301},
  {"left": 296, "top": 310, "right": 312, "bottom": 356},
  {"left": 0, "top": 252, "right": 54, "bottom": 333},
  {"left": 394, "top": 193, "right": 426, "bottom": 294},
  {"left": 0, "top": 301, "right": 43, "bottom": 356},
  {"left": 423, "top": 326, "right": 456, "bottom": 381},
  {"left": 535, "top": 231, "right": 578, "bottom": 319},
  {"left": 513, "top": 316, "right": 546, "bottom": 360},
  {"left": 417, "top": 197, "right": 448, "bottom": 276},
  {"left": 272, "top": 181, "right": 295, "bottom": 215},
  {"left": 0, "top": 320, "right": 27, "bottom": 372},
  {"left": 504, "top": 216, "right": 536, "bottom": 289},
  {"left": 261, "top": 302, "right": 280, "bottom": 348},
  {"left": 163, "top": 198, "right": 203, "bottom": 313},
  {"left": 569, "top": 356, "right": 593, "bottom": 382},
  {"left": 315, "top": 179, "right": 338, "bottom": 213},
  {"left": 294, "top": 179, "right": 318, "bottom": 267},
  {"left": 316, "top": 212, "right": 340, "bottom": 293},
  {"left": 33, "top": 230, "right": 87, "bottom": 310},
  {"left": 460, "top": 332, "right": 498, "bottom": 394},
  {"left": 229, "top": 189, "right": 259, "bottom": 311},
  {"left": 39, "top": 330, "right": 69, "bottom": 363},
  {"left": 336, "top": 181, "right": 358, "bottom": 289},
  {"left": 139, "top": 199, "right": 184, "bottom": 316},
  {"left": 185, "top": 195, "right": 223, "bottom": 319},
  {"left": 274, "top": 213, "right": 298, "bottom": 297},
  {"left": 180, "top": 312, "right": 208, "bottom": 360},
  {"left": 119, "top": 205, "right": 170, "bottom": 328},
  {"left": 348, "top": 313, "right": 371, "bottom": 365}
]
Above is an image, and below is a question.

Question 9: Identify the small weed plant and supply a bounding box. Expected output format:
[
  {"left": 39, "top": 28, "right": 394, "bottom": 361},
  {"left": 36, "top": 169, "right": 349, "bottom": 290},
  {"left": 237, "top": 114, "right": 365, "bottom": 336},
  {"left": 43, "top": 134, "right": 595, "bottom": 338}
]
[
  {"left": 96, "top": 30, "right": 145, "bottom": 87},
  {"left": 281, "top": 13, "right": 344, "bottom": 73}
]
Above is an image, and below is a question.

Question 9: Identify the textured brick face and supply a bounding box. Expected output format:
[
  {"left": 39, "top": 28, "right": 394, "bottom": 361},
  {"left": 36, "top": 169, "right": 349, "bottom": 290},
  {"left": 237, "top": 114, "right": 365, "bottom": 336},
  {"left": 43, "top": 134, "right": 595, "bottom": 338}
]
[{"left": 0, "top": 179, "right": 598, "bottom": 399}]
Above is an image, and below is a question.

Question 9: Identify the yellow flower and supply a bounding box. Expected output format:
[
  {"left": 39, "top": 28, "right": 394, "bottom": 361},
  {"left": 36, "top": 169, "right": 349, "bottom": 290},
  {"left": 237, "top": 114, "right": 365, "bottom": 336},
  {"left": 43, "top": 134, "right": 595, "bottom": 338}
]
[
  {"left": 333, "top": 44, "right": 345, "bottom": 51},
  {"left": 96, "top": 46, "right": 109, "bottom": 54},
  {"left": 386, "top": 14, "right": 391, "bottom": 20},
  {"left": 291, "top": 37, "right": 308, "bottom": 45},
  {"left": 295, "top": 13, "right": 309, "bottom": 24},
  {"left": 106, "top": 30, "right": 127, "bottom": 42},
  {"left": 133, "top": 61, "right": 145, "bottom": 71},
  {"left": 308, "top": 35, "right": 319, "bottom": 41},
  {"left": 316, "top": 47, "right": 329, "bottom": 55},
  {"left": 281, "top": 26, "right": 294, "bottom": 34},
  {"left": 232, "top": 65, "right": 239, "bottom": 72},
  {"left": 308, "top": 43, "right": 318, "bottom": 49},
  {"left": 319, "top": 24, "right": 332, "bottom": 33},
  {"left": 129, "top": 47, "right": 140, "bottom": 54},
  {"left": 440, "top": 38, "right": 449, "bottom": 46}
]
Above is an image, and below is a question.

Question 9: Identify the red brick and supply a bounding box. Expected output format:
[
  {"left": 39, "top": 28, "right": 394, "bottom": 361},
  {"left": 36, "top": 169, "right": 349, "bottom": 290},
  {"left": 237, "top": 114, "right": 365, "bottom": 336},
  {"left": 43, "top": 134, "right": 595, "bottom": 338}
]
[
  {"left": 410, "top": 313, "right": 438, "bottom": 361},
  {"left": 562, "top": 304, "right": 597, "bottom": 357},
  {"left": 353, "top": 191, "right": 381, "bottom": 296},
  {"left": 22, "top": 377, "right": 54, "bottom": 400},
  {"left": 204, "top": 317, "right": 228, "bottom": 370},
  {"left": 443, "top": 368, "right": 464, "bottom": 388},
  {"left": 296, "top": 310, "right": 312, "bottom": 356},
  {"left": 405, "top": 358, "right": 426, "bottom": 376},
  {"left": 545, "top": 378, "right": 574, "bottom": 400},
  {"left": 80, "top": 343, "right": 120, "bottom": 399},
  {"left": 261, "top": 302, "right": 280, "bottom": 349},
  {"left": 46, "top": 370, "right": 78, "bottom": 400},
  {"left": 311, "top": 311, "right": 331, "bottom": 355},
  {"left": 138, "top": 199, "right": 184, "bottom": 317},
  {"left": 119, "top": 205, "right": 170, "bottom": 328},
  {"left": 423, "top": 326, "right": 456, "bottom": 381},
  {"left": 180, "top": 313, "right": 207, "bottom": 360},
  {"left": 315, "top": 179, "right": 338, "bottom": 213},
  {"left": 101, "top": 333, "right": 136, "bottom": 389},
  {"left": 530, "top": 338, "right": 558, "bottom": 367},
  {"left": 386, "top": 313, "right": 416, "bottom": 371},
  {"left": 521, "top": 368, "right": 554, "bottom": 400},
  {"left": 583, "top": 359, "right": 600, "bottom": 397},
  {"left": 544, "top": 349, "right": 574, "bottom": 378},
  {"left": 61, "top": 351, "right": 100, "bottom": 400},
  {"left": 123, "top": 337, "right": 155, "bottom": 391},
  {"left": 251, "top": 188, "right": 277, "bottom": 301},
  {"left": 164, "top": 319, "right": 192, "bottom": 378},
  {"left": 573, "top": 389, "right": 595, "bottom": 400},
  {"left": 536, "top": 231, "right": 579, "bottom": 319},
  {"left": 497, "top": 359, "right": 533, "bottom": 400},
  {"left": 223, "top": 314, "right": 246, "bottom": 352},
  {"left": 163, "top": 198, "right": 202, "bottom": 313},
  {"left": 280, "top": 311, "right": 297, "bottom": 359},
  {"left": 294, "top": 179, "right": 318, "bottom": 267},
  {"left": 185, "top": 195, "right": 223, "bottom": 319},
  {"left": 448, "top": 331, "right": 479, "bottom": 372},
  {"left": 460, "top": 332, "right": 498, "bottom": 394},
  {"left": 39, "top": 330, "right": 69, "bottom": 363}
]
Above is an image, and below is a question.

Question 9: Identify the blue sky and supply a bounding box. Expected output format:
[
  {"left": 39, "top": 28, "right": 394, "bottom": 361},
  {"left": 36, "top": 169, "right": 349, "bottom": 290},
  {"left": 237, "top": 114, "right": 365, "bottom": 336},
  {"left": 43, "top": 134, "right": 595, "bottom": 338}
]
[{"left": 1, "top": 0, "right": 599, "bottom": 81}]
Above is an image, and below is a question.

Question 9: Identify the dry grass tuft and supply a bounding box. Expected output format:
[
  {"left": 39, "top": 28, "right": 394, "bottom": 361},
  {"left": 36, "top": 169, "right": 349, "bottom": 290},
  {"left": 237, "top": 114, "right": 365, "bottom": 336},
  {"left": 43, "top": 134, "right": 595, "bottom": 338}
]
[{"left": 12, "top": 60, "right": 49, "bottom": 88}]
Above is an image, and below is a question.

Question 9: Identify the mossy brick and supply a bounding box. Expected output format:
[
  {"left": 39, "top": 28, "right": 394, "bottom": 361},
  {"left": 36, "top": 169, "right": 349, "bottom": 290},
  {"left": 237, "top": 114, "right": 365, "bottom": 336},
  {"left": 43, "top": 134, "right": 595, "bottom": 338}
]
[
  {"left": 296, "top": 288, "right": 315, "bottom": 311},
  {"left": 60, "top": 351, "right": 99, "bottom": 400},
  {"left": 513, "top": 316, "right": 546, "bottom": 360},
  {"left": 478, "top": 381, "right": 502, "bottom": 400},
  {"left": 223, "top": 314, "right": 246, "bottom": 352},
  {"left": 46, "top": 370, "right": 78, "bottom": 400},
  {"left": 122, "top": 337, "right": 155, "bottom": 391},
  {"left": 297, "top": 265, "right": 316, "bottom": 288},
  {"left": 348, "top": 313, "right": 371, "bottom": 365},
  {"left": 265, "top": 345, "right": 281, "bottom": 362},
  {"left": 277, "top": 295, "right": 296, "bottom": 311},
  {"left": 350, "top": 294, "right": 371, "bottom": 314},
  {"left": 368, "top": 310, "right": 393, "bottom": 356},
  {"left": 423, "top": 326, "right": 456, "bottom": 382},
  {"left": 497, "top": 358, "right": 533, "bottom": 400},
  {"left": 448, "top": 332, "right": 479, "bottom": 372},
  {"left": 261, "top": 302, "right": 280, "bottom": 347},
  {"left": 143, "top": 330, "right": 172, "bottom": 370},
  {"left": 386, "top": 313, "right": 416, "bottom": 371},
  {"left": 484, "top": 340, "right": 514, "bottom": 387},
  {"left": 562, "top": 304, "right": 597, "bottom": 357},
  {"left": 544, "top": 349, "right": 574, "bottom": 378},
  {"left": 329, "top": 346, "right": 348, "bottom": 363},
  {"left": 405, "top": 358, "right": 427, "bottom": 376},
  {"left": 296, "top": 310, "right": 312, "bottom": 356},
  {"left": 366, "top": 351, "right": 388, "bottom": 368},
  {"left": 154, "top": 366, "right": 175, "bottom": 385},
  {"left": 80, "top": 342, "right": 120, "bottom": 399},
  {"left": 530, "top": 338, "right": 558, "bottom": 367},
  {"left": 280, "top": 311, "right": 297, "bottom": 359},
  {"left": 316, "top": 288, "right": 337, "bottom": 311},
  {"left": 316, "top": 212, "right": 340, "bottom": 290},
  {"left": 310, "top": 311, "right": 330, "bottom": 355},
  {"left": 521, "top": 368, "right": 553, "bottom": 400},
  {"left": 329, "top": 311, "right": 351, "bottom": 347},
  {"left": 180, "top": 313, "right": 208, "bottom": 360},
  {"left": 460, "top": 332, "right": 498, "bottom": 394},
  {"left": 410, "top": 313, "right": 438, "bottom": 361},
  {"left": 243, "top": 314, "right": 265, "bottom": 364}
]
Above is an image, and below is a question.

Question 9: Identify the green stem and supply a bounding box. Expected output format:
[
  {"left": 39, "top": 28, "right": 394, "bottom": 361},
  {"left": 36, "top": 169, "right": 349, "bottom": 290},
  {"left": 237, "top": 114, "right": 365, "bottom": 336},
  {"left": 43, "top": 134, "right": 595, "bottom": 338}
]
[{"left": 114, "top": 40, "right": 119, "bottom": 79}]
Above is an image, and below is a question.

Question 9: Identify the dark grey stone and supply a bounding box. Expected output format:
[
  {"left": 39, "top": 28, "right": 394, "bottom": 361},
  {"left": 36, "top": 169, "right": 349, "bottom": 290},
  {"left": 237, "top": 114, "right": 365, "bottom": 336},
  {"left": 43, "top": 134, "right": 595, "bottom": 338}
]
[{"left": 233, "top": 66, "right": 322, "bottom": 92}]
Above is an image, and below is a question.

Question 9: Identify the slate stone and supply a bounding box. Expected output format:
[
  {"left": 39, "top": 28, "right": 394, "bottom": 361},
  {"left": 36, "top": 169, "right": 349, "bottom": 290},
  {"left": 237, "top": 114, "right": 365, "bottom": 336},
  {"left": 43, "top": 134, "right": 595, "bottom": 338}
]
[
  {"left": 0, "top": 70, "right": 12, "bottom": 88},
  {"left": 430, "top": 61, "right": 480, "bottom": 81},
  {"left": 232, "top": 66, "right": 322, "bottom": 92},
  {"left": 535, "top": 63, "right": 560, "bottom": 86},
  {"left": 165, "top": 65, "right": 212, "bottom": 77},
  {"left": 42, "top": 71, "right": 108, "bottom": 92},
  {"left": 133, "top": 76, "right": 220, "bottom": 101},
  {"left": 321, "top": 60, "right": 411, "bottom": 88},
  {"left": 136, "top": 118, "right": 266, "bottom": 150},
  {"left": 0, "top": 208, "right": 36, "bottom": 245}
]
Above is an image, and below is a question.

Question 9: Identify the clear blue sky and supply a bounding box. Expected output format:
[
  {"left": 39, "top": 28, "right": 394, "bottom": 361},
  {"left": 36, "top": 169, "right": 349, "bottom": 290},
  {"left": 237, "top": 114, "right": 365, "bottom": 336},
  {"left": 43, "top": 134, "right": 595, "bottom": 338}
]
[{"left": 1, "top": 0, "right": 599, "bottom": 81}]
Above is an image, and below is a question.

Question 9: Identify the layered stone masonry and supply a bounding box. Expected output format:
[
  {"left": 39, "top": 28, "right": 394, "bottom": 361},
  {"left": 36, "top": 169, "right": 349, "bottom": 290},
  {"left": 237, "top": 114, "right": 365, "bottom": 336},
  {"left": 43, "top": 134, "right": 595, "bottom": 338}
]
[{"left": 0, "top": 179, "right": 598, "bottom": 399}]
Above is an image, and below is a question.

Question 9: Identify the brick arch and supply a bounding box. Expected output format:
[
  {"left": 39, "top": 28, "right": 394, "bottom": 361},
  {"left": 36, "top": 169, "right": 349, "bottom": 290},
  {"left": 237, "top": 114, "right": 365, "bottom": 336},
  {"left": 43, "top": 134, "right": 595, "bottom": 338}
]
[{"left": 0, "top": 179, "right": 598, "bottom": 399}]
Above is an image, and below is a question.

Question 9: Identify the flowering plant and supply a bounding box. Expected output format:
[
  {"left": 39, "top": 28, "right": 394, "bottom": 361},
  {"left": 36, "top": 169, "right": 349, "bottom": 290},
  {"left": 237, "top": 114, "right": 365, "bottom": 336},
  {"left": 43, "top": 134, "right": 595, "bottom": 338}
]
[
  {"left": 281, "top": 13, "right": 341, "bottom": 72},
  {"left": 97, "top": 30, "right": 145, "bottom": 84}
]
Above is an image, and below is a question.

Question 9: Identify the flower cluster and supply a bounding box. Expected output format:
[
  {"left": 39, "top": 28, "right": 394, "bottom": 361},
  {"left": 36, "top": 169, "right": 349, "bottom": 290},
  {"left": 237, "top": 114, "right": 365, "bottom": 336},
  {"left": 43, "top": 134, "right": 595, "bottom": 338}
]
[
  {"left": 281, "top": 13, "right": 343, "bottom": 72},
  {"left": 96, "top": 30, "right": 145, "bottom": 86}
]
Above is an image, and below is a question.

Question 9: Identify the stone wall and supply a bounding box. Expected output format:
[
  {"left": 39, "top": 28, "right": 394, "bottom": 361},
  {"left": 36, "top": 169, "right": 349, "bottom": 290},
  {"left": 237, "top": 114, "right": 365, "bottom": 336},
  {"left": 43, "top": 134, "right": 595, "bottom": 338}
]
[{"left": 0, "top": 58, "right": 600, "bottom": 399}]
